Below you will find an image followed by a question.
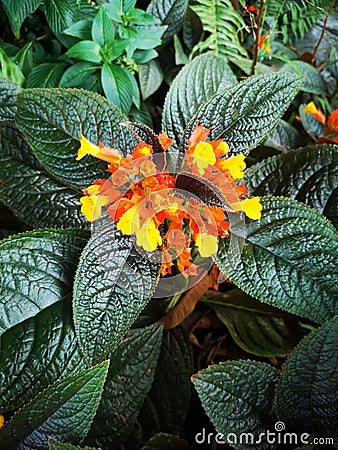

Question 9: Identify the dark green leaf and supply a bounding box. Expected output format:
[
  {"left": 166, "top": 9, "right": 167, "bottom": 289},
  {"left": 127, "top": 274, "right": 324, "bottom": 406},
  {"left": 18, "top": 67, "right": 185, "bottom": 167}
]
[
  {"left": 26, "top": 63, "right": 67, "bottom": 88},
  {"left": 147, "top": 0, "right": 188, "bottom": 44},
  {"left": 0, "top": 299, "right": 86, "bottom": 413},
  {"left": 92, "top": 6, "right": 115, "bottom": 47},
  {"left": 181, "top": 73, "right": 301, "bottom": 156},
  {"left": 0, "top": 48, "right": 25, "bottom": 86},
  {"left": 43, "top": 0, "right": 77, "bottom": 48},
  {"left": 264, "top": 119, "right": 304, "bottom": 152},
  {"left": 101, "top": 63, "right": 133, "bottom": 114},
  {"left": 73, "top": 221, "right": 160, "bottom": 365},
  {"left": 162, "top": 53, "right": 237, "bottom": 153},
  {"left": 276, "top": 317, "right": 338, "bottom": 435},
  {"left": 13, "top": 41, "right": 34, "bottom": 77},
  {"left": 85, "top": 324, "right": 163, "bottom": 447},
  {"left": 49, "top": 438, "right": 100, "bottom": 450},
  {"left": 0, "top": 228, "right": 88, "bottom": 333},
  {"left": 141, "top": 433, "right": 192, "bottom": 450},
  {"left": 0, "top": 0, "right": 41, "bottom": 37},
  {"left": 193, "top": 360, "right": 278, "bottom": 449},
  {"left": 182, "top": 7, "right": 203, "bottom": 49},
  {"left": 0, "top": 77, "right": 21, "bottom": 119},
  {"left": 133, "top": 49, "right": 158, "bottom": 64},
  {"left": 59, "top": 62, "right": 99, "bottom": 88},
  {"left": 244, "top": 144, "right": 338, "bottom": 226},
  {"left": 139, "top": 60, "right": 164, "bottom": 100},
  {"left": 63, "top": 19, "right": 93, "bottom": 40},
  {"left": 0, "top": 361, "right": 109, "bottom": 449},
  {"left": 280, "top": 61, "right": 328, "bottom": 95},
  {"left": 16, "top": 88, "right": 137, "bottom": 189},
  {"left": 214, "top": 197, "right": 338, "bottom": 324},
  {"left": 209, "top": 289, "right": 302, "bottom": 357},
  {"left": 299, "top": 103, "right": 325, "bottom": 138},
  {"left": 66, "top": 41, "right": 102, "bottom": 63}
]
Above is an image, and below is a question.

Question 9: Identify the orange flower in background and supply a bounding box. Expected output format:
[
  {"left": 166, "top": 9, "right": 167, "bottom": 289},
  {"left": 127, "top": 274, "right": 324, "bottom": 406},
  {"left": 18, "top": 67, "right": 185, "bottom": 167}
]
[
  {"left": 327, "top": 109, "right": 338, "bottom": 133},
  {"left": 303, "top": 102, "right": 326, "bottom": 124},
  {"left": 303, "top": 102, "right": 338, "bottom": 143},
  {"left": 77, "top": 124, "right": 262, "bottom": 282},
  {"left": 258, "top": 34, "right": 271, "bottom": 54}
]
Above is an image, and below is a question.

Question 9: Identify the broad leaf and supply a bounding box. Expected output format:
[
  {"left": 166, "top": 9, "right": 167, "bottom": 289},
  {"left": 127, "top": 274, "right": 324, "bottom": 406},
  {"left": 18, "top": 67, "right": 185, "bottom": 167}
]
[
  {"left": 214, "top": 197, "right": 338, "bottom": 324},
  {"left": 264, "top": 119, "right": 303, "bottom": 152},
  {"left": 16, "top": 88, "right": 137, "bottom": 189},
  {"left": 26, "top": 63, "right": 67, "bottom": 88},
  {"left": 49, "top": 439, "right": 100, "bottom": 450},
  {"left": 181, "top": 73, "right": 301, "bottom": 156},
  {"left": 0, "top": 361, "right": 109, "bottom": 449},
  {"left": 65, "top": 41, "right": 102, "bottom": 63},
  {"left": 243, "top": 144, "right": 338, "bottom": 226},
  {"left": 209, "top": 289, "right": 302, "bottom": 357},
  {"left": 0, "top": 0, "right": 41, "bottom": 37},
  {"left": 193, "top": 360, "right": 278, "bottom": 449},
  {"left": 0, "top": 300, "right": 86, "bottom": 413},
  {"left": 73, "top": 221, "right": 160, "bottom": 364},
  {"left": 280, "top": 61, "right": 328, "bottom": 95},
  {"left": 85, "top": 324, "right": 163, "bottom": 448},
  {"left": 0, "top": 228, "right": 88, "bottom": 333},
  {"left": 59, "top": 62, "right": 100, "bottom": 89},
  {"left": 276, "top": 317, "right": 337, "bottom": 436},
  {"left": 43, "top": 0, "right": 77, "bottom": 48},
  {"left": 147, "top": 0, "right": 188, "bottom": 44},
  {"left": 0, "top": 77, "right": 21, "bottom": 119},
  {"left": 101, "top": 63, "right": 134, "bottom": 114},
  {"left": 91, "top": 6, "right": 115, "bottom": 47},
  {"left": 162, "top": 53, "right": 236, "bottom": 153},
  {"left": 139, "top": 60, "right": 164, "bottom": 100}
]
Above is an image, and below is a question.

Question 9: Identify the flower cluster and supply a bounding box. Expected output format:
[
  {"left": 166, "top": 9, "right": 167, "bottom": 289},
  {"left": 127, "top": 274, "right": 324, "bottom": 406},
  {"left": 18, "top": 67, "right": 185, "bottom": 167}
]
[
  {"left": 303, "top": 102, "right": 338, "bottom": 143},
  {"left": 78, "top": 125, "right": 262, "bottom": 278}
]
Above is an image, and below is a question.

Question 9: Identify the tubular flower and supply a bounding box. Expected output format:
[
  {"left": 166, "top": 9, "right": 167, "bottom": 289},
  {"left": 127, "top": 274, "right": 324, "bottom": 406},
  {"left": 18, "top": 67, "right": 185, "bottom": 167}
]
[
  {"left": 303, "top": 102, "right": 326, "bottom": 124},
  {"left": 77, "top": 124, "right": 262, "bottom": 281},
  {"left": 304, "top": 103, "right": 338, "bottom": 143}
]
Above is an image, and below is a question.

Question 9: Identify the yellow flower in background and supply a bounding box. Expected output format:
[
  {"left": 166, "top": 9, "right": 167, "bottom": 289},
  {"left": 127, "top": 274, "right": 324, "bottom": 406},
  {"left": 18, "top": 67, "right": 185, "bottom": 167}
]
[
  {"left": 217, "top": 154, "right": 246, "bottom": 179},
  {"left": 136, "top": 219, "right": 162, "bottom": 252},
  {"left": 195, "top": 233, "right": 218, "bottom": 257},
  {"left": 231, "top": 197, "right": 262, "bottom": 220}
]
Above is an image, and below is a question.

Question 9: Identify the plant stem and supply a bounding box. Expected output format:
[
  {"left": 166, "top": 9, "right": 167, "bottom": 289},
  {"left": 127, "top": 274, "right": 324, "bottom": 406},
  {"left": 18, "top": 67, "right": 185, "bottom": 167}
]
[
  {"left": 252, "top": 0, "right": 265, "bottom": 75},
  {"left": 311, "top": 0, "right": 335, "bottom": 65}
]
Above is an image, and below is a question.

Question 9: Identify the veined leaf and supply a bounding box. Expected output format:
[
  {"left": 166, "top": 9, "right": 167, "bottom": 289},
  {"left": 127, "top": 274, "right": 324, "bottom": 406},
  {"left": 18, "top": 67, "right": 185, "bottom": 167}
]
[
  {"left": 214, "top": 197, "right": 338, "bottom": 324},
  {"left": 276, "top": 317, "right": 338, "bottom": 435},
  {"left": 193, "top": 360, "right": 278, "bottom": 449},
  {"left": 26, "top": 63, "right": 67, "bottom": 88},
  {"left": 65, "top": 41, "right": 102, "bottom": 63},
  {"left": 49, "top": 438, "right": 100, "bottom": 450},
  {"left": 162, "top": 53, "right": 237, "bottom": 152},
  {"left": 16, "top": 88, "right": 137, "bottom": 189},
  {"left": 0, "top": 229, "right": 88, "bottom": 333},
  {"left": 0, "top": 0, "right": 41, "bottom": 37},
  {"left": 73, "top": 221, "right": 160, "bottom": 365},
  {"left": 101, "top": 63, "right": 134, "bottom": 114},
  {"left": 43, "top": 0, "right": 77, "bottom": 48},
  {"left": 0, "top": 299, "right": 86, "bottom": 413},
  {"left": 280, "top": 60, "right": 328, "bottom": 95},
  {"left": 299, "top": 103, "right": 325, "bottom": 138},
  {"left": 147, "top": 0, "right": 188, "bottom": 44},
  {"left": 0, "top": 361, "right": 109, "bottom": 449},
  {"left": 264, "top": 119, "right": 303, "bottom": 152},
  {"left": 59, "top": 62, "right": 100, "bottom": 89},
  {"left": 139, "top": 60, "right": 164, "bottom": 100},
  {"left": 85, "top": 324, "right": 163, "bottom": 448},
  {"left": 91, "top": 6, "right": 115, "bottom": 47},
  {"left": 0, "top": 77, "right": 21, "bottom": 119},
  {"left": 243, "top": 144, "right": 338, "bottom": 226},
  {"left": 181, "top": 73, "right": 301, "bottom": 156}
]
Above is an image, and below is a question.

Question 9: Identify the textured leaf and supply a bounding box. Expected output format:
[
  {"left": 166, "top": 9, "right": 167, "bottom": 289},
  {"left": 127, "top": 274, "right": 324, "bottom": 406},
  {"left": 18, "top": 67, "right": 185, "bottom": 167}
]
[
  {"left": 162, "top": 53, "right": 237, "bottom": 152},
  {"left": 280, "top": 61, "right": 328, "bottom": 95},
  {"left": 0, "top": 361, "right": 109, "bottom": 450},
  {"left": 243, "top": 144, "right": 338, "bottom": 226},
  {"left": 181, "top": 73, "right": 301, "bottom": 156},
  {"left": 0, "top": 77, "right": 21, "bottom": 119},
  {"left": 141, "top": 433, "right": 192, "bottom": 449},
  {"left": 0, "top": 228, "right": 88, "bottom": 333},
  {"left": 139, "top": 60, "right": 164, "bottom": 100},
  {"left": 91, "top": 6, "right": 115, "bottom": 47},
  {"left": 43, "top": 0, "right": 77, "bottom": 48},
  {"left": 16, "top": 88, "right": 137, "bottom": 189},
  {"left": 0, "top": 300, "right": 86, "bottom": 413},
  {"left": 209, "top": 289, "right": 302, "bottom": 357},
  {"left": 214, "top": 197, "right": 338, "bottom": 324},
  {"left": 59, "top": 62, "right": 100, "bottom": 88},
  {"left": 85, "top": 324, "right": 163, "bottom": 448},
  {"left": 147, "top": 0, "right": 188, "bottom": 44},
  {"left": 26, "top": 63, "right": 67, "bottom": 88},
  {"left": 193, "top": 360, "right": 278, "bottom": 449},
  {"left": 276, "top": 317, "right": 338, "bottom": 435},
  {"left": 0, "top": 0, "right": 41, "bottom": 37},
  {"left": 73, "top": 221, "right": 160, "bottom": 365},
  {"left": 0, "top": 121, "right": 87, "bottom": 229},
  {"left": 49, "top": 438, "right": 100, "bottom": 450},
  {"left": 264, "top": 119, "right": 303, "bottom": 152}
]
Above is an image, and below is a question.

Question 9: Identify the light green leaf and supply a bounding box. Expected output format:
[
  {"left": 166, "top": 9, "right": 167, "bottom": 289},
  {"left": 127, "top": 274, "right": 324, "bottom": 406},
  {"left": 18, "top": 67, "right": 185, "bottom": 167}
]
[
  {"left": 0, "top": 0, "right": 41, "bottom": 37},
  {"left": 139, "top": 60, "right": 164, "bottom": 100},
  {"left": 162, "top": 53, "right": 237, "bottom": 152},
  {"left": 280, "top": 60, "right": 328, "bottom": 95},
  {"left": 243, "top": 144, "right": 338, "bottom": 226},
  {"left": 49, "top": 438, "right": 100, "bottom": 450},
  {"left": 0, "top": 361, "right": 109, "bottom": 449},
  {"left": 214, "top": 197, "right": 338, "bottom": 324},
  {"left": 276, "top": 317, "right": 337, "bottom": 435},
  {"left": 101, "top": 63, "right": 133, "bottom": 114},
  {"left": 0, "top": 229, "right": 88, "bottom": 333},
  {"left": 26, "top": 62, "right": 67, "bottom": 88},
  {"left": 0, "top": 77, "right": 21, "bottom": 119},
  {"left": 59, "top": 62, "right": 99, "bottom": 88},
  {"left": 73, "top": 221, "right": 160, "bottom": 365},
  {"left": 16, "top": 88, "right": 137, "bottom": 189},
  {"left": 66, "top": 41, "right": 102, "bottom": 63},
  {"left": 147, "top": 0, "right": 189, "bottom": 44},
  {"left": 0, "top": 48, "right": 25, "bottom": 86},
  {"left": 92, "top": 6, "right": 115, "bottom": 47},
  {"left": 85, "top": 324, "right": 163, "bottom": 447},
  {"left": 181, "top": 73, "right": 301, "bottom": 156},
  {"left": 208, "top": 289, "right": 302, "bottom": 357},
  {"left": 264, "top": 119, "right": 303, "bottom": 152},
  {"left": 0, "top": 299, "right": 86, "bottom": 413},
  {"left": 193, "top": 360, "right": 278, "bottom": 449}
]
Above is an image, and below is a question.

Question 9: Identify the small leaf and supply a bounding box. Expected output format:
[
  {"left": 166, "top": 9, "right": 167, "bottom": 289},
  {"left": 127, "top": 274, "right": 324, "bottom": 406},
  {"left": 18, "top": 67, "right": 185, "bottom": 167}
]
[
  {"left": 139, "top": 60, "right": 164, "bottom": 100},
  {"left": 276, "top": 317, "right": 338, "bottom": 435},
  {"left": 0, "top": 361, "right": 110, "bottom": 449},
  {"left": 0, "top": 229, "right": 88, "bottom": 333},
  {"left": 0, "top": 0, "right": 41, "bottom": 37},
  {"left": 73, "top": 221, "right": 160, "bottom": 364},
  {"left": 92, "top": 6, "right": 115, "bottom": 47},
  {"left": 66, "top": 41, "right": 102, "bottom": 63},
  {"left": 264, "top": 119, "right": 303, "bottom": 152},
  {"left": 243, "top": 144, "right": 338, "bottom": 226},
  {"left": 63, "top": 19, "right": 93, "bottom": 40},
  {"left": 193, "top": 360, "right": 278, "bottom": 449},
  {"left": 147, "top": 0, "right": 188, "bottom": 44},
  {"left": 85, "top": 324, "right": 163, "bottom": 448},
  {"left": 181, "top": 73, "right": 301, "bottom": 156},
  {"left": 280, "top": 60, "right": 328, "bottom": 95},
  {"left": 0, "top": 77, "right": 21, "bottom": 119},
  {"left": 214, "top": 197, "right": 338, "bottom": 324},
  {"left": 59, "top": 62, "right": 100, "bottom": 88},
  {"left": 26, "top": 63, "right": 67, "bottom": 88}
]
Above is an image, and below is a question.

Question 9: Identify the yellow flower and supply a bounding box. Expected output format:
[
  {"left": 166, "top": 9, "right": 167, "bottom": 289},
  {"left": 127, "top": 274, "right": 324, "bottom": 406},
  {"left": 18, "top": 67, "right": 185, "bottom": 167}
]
[
  {"left": 303, "top": 101, "right": 317, "bottom": 114},
  {"left": 116, "top": 204, "right": 139, "bottom": 235},
  {"left": 191, "top": 142, "right": 216, "bottom": 169},
  {"left": 136, "top": 219, "right": 162, "bottom": 252},
  {"left": 76, "top": 134, "right": 101, "bottom": 160},
  {"left": 217, "top": 154, "right": 246, "bottom": 179},
  {"left": 231, "top": 197, "right": 262, "bottom": 220},
  {"left": 80, "top": 195, "right": 109, "bottom": 222},
  {"left": 195, "top": 233, "right": 218, "bottom": 257}
]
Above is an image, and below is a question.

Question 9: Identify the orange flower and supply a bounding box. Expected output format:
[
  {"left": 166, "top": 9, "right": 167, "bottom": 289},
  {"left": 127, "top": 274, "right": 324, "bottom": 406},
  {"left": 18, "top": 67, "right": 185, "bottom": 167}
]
[
  {"left": 132, "top": 143, "right": 153, "bottom": 159},
  {"left": 159, "top": 132, "right": 174, "bottom": 149},
  {"left": 327, "top": 109, "right": 338, "bottom": 133},
  {"left": 303, "top": 102, "right": 326, "bottom": 125}
]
